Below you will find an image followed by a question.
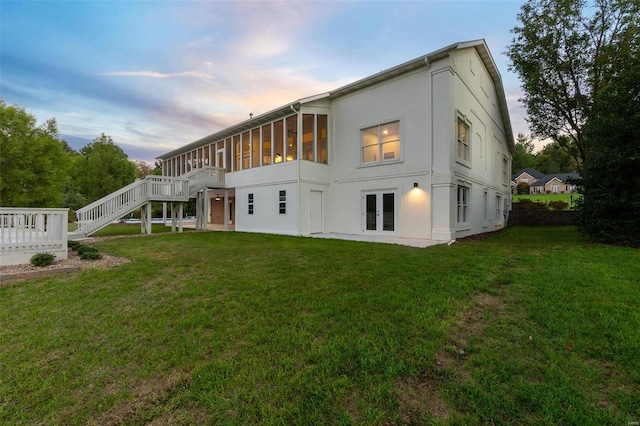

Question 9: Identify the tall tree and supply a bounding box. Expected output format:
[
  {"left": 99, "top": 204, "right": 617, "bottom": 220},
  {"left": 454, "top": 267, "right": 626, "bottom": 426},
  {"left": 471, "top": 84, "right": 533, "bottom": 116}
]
[
  {"left": 73, "top": 134, "right": 137, "bottom": 203},
  {"left": 0, "top": 100, "right": 71, "bottom": 207},
  {"left": 534, "top": 140, "right": 577, "bottom": 174},
  {"left": 511, "top": 133, "right": 536, "bottom": 173},
  {"left": 506, "top": 0, "right": 640, "bottom": 171},
  {"left": 577, "top": 25, "right": 640, "bottom": 245}
]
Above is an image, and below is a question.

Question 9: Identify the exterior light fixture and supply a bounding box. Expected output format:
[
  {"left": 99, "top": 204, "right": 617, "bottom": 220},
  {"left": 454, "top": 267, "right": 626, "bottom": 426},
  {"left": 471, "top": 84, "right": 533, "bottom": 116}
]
[
  {"left": 413, "top": 182, "right": 418, "bottom": 188},
  {"left": 215, "top": 194, "right": 221, "bottom": 201}
]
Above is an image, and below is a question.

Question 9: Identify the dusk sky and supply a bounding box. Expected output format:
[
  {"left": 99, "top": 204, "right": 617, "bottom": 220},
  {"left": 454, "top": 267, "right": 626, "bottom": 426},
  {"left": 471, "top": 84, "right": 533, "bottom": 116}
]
[{"left": 1, "top": 1, "right": 529, "bottom": 164}]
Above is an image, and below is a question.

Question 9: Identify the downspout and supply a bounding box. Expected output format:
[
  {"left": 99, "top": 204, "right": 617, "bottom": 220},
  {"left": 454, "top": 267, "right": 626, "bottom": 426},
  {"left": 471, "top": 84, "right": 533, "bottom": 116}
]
[{"left": 290, "top": 103, "right": 302, "bottom": 235}]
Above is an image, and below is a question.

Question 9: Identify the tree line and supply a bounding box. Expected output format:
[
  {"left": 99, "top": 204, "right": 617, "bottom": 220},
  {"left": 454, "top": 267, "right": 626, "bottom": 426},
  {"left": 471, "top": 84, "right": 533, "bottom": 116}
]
[
  {"left": 0, "top": 99, "right": 160, "bottom": 212},
  {"left": 512, "top": 133, "right": 578, "bottom": 175},
  {"left": 507, "top": 0, "right": 639, "bottom": 246}
]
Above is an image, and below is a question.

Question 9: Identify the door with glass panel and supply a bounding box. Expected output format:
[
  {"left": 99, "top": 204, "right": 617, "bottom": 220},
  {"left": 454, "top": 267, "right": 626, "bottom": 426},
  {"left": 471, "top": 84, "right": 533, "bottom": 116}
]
[{"left": 363, "top": 191, "right": 396, "bottom": 235}]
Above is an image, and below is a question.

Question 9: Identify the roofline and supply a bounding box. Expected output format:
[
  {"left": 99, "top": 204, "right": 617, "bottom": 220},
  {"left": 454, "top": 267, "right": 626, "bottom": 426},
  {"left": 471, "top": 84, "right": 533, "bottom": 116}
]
[{"left": 157, "top": 39, "right": 515, "bottom": 160}]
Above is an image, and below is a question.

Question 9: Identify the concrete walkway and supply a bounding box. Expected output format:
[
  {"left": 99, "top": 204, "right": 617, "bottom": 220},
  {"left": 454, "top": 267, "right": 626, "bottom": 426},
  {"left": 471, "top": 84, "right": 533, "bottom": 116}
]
[
  {"left": 194, "top": 223, "right": 442, "bottom": 248},
  {"left": 308, "top": 233, "right": 443, "bottom": 248}
]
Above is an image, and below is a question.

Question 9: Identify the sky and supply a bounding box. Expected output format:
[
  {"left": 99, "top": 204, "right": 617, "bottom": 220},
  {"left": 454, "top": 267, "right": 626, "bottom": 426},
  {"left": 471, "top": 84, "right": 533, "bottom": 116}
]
[{"left": 1, "top": 0, "right": 530, "bottom": 164}]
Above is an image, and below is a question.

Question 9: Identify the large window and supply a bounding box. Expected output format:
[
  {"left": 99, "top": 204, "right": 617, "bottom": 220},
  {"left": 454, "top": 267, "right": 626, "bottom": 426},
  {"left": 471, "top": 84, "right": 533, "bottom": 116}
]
[
  {"left": 242, "top": 132, "right": 250, "bottom": 170},
  {"left": 233, "top": 135, "right": 241, "bottom": 171},
  {"left": 262, "top": 124, "right": 272, "bottom": 165},
  {"left": 165, "top": 113, "right": 328, "bottom": 176},
  {"left": 317, "top": 115, "right": 328, "bottom": 164},
  {"left": 456, "top": 117, "right": 470, "bottom": 163},
  {"left": 361, "top": 121, "right": 400, "bottom": 164},
  {"left": 286, "top": 116, "right": 297, "bottom": 161},
  {"left": 252, "top": 128, "right": 260, "bottom": 168},
  {"left": 274, "top": 120, "right": 284, "bottom": 163},
  {"left": 302, "top": 114, "right": 314, "bottom": 161},
  {"left": 457, "top": 186, "right": 469, "bottom": 225}
]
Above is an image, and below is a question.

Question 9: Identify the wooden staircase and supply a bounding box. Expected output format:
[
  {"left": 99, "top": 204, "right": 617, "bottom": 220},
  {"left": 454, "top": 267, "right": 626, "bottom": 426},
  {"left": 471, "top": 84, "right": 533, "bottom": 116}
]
[{"left": 72, "top": 167, "right": 224, "bottom": 238}]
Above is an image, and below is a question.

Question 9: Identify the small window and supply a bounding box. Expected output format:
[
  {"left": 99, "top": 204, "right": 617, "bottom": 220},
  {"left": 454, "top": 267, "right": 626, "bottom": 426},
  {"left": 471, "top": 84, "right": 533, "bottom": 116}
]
[
  {"left": 248, "top": 193, "right": 254, "bottom": 215},
  {"left": 279, "top": 190, "right": 286, "bottom": 214},
  {"left": 457, "top": 186, "right": 469, "bottom": 225},
  {"left": 496, "top": 195, "right": 502, "bottom": 222},
  {"left": 502, "top": 156, "right": 508, "bottom": 185},
  {"left": 361, "top": 121, "right": 400, "bottom": 164},
  {"left": 456, "top": 117, "right": 470, "bottom": 163}
]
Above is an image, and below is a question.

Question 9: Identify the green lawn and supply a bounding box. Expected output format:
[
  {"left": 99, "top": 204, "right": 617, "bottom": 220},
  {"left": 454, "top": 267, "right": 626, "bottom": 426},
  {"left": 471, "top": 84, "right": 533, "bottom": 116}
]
[
  {"left": 512, "top": 193, "right": 582, "bottom": 208},
  {"left": 1, "top": 227, "right": 638, "bottom": 424}
]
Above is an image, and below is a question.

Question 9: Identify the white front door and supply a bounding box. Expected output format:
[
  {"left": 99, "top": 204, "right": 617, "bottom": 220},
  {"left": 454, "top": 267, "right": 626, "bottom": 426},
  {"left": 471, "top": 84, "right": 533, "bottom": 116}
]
[
  {"left": 363, "top": 190, "right": 397, "bottom": 235},
  {"left": 309, "top": 190, "right": 322, "bottom": 234}
]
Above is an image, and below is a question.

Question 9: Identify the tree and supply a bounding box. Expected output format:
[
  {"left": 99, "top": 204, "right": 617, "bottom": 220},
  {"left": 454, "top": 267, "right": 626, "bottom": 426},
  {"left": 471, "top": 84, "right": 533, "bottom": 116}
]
[
  {"left": 577, "top": 26, "right": 640, "bottom": 245},
  {"left": 73, "top": 134, "right": 137, "bottom": 203},
  {"left": 506, "top": 0, "right": 640, "bottom": 171},
  {"left": 534, "top": 141, "right": 577, "bottom": 174},
  {"left": 511, "top": 133, "right": 536, "bottom": 172},
  {"left": 0, "top": 100, "right": 71, "bottom": 207},
  {"left": 133, "top": 160, "right": 154, "bottom": 179}
]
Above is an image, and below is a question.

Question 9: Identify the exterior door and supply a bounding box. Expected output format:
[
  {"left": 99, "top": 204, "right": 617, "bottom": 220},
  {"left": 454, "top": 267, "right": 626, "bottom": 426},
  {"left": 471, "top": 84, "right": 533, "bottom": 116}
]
[
  {"left": 363, "top": 191, "right": 396, "bottom": 235},
  {"left": 309, "top": 190, "right": 322, "bottom": 234}
]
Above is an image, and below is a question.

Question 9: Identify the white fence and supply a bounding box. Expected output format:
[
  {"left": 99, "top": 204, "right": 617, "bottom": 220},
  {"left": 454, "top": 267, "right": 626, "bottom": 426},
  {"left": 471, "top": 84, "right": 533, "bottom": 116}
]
[{"left": 0, "top": 208, "right": 68, "bottom": 266}]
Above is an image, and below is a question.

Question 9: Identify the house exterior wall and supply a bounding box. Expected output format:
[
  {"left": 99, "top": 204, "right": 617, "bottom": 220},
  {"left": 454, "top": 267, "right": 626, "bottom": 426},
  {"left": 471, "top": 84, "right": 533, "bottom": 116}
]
[
  {"left": 158, "top": 42, "right": 514, "bottom": 243},
  {"left": 446, "top": 49, "right": 511, "bottom": 239},
  {"left": 330, "top": 69, "right": 432, "bottom": 239}
]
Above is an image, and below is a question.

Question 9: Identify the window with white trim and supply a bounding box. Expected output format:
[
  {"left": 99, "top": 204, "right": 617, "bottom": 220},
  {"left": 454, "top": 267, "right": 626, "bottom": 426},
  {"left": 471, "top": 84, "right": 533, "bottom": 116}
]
[
  {"left": 457, "top": 186, "right": 469, "bottom": 225},
  {"left": 456, "top": 117, "right": 470, "bottom": 163},
  {"left": 361, "top": 121, "right": 400, "bottom": 164},
  {"left": 496, "top": 195, "right": 502, "bottom": 222},
  {"left": 279, "top": 190, "right": 286, "bottom": 215}
]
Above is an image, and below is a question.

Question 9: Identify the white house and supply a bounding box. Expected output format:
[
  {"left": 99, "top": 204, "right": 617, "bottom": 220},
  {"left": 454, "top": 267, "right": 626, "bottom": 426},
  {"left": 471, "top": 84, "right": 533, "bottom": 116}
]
[{"left": 156, "top": 39, "right": 515, "bottom": 243}]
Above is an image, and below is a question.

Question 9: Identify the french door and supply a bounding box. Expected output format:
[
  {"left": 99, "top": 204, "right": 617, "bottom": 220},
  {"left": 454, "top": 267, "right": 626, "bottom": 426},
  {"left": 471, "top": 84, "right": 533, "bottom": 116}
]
[{"left": 363, "top": 190, "right": 397, "bottom": 235}]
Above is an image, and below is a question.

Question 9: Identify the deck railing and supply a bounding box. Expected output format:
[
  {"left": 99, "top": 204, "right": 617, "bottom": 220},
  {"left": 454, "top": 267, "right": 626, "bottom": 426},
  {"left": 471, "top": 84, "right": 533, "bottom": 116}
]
[
  {"left": 182, "top": 167, "right": 225, "bottom": 196},
  {"left": 0, "top": 208, "right": 68, "bottom": 266},
  {"left": 75, "top": 176, "right": 191, "bottom": 236}
]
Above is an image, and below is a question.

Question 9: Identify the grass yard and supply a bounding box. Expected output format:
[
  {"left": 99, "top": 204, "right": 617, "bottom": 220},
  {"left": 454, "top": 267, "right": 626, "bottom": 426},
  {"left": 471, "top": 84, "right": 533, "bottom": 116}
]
[
  {"left": 92, "top": 223, "right": 195, "bottom": 237},
  {"left": 1, "top": 227, "right": 638, "bottom": 425},
  {"left": 512, "top": 193, "right": 582, "bottom": 208}
]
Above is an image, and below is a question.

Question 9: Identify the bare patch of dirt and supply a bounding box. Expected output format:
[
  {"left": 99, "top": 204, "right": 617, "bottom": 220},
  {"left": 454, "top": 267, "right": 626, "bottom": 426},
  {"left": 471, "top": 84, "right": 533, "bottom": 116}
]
[
  {"left": 94, "top": 371, "right": 191, "bottom": 426},
  {"left": 396, "top": 292, "right": 508, "bottom": 422},
  {"left": 396, "top": 375, "right": 451, "bottom": 422}
]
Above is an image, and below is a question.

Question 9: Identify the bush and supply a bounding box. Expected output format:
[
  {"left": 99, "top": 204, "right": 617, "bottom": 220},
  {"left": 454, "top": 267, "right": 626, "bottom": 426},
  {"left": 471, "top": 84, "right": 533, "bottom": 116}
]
[
  {"left": 30, "top": 253, "right": 56, "bottom": 267},
  {"left": 68, "top": 240, "right": 103, "bottom": 260},
  {"left": 516, "top": 182, "right": 530, "bottom": 195},
  {"left": 547, "top": 200, "right": 569, "bottom": 211},
  {"left": 514, "top": 199, "right": 548, "bottom": 210},
  {"left": 80, "top": 251, "right": 102, "bottom": 260}
]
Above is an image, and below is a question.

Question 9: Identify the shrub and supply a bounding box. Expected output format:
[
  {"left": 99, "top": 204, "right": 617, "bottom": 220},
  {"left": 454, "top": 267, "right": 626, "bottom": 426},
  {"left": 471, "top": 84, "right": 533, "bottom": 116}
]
[
  {"left": 547, "top": 200, "right": 569, "bottom": 211},
  {"left": 68, "top": 240, "right": 81, "bottom": 251},
  {"left": 516, "top": 182, "right": 530, "bottom": 195},
  {"left": 80, "top": 251, "right": 102, "bottom": 260},
  {"left": 30, "top": 253, "right": 56, "bottom": 267},
  {"left": 514, "top": 199, "right": 548, "bottom": 210},
  {"left": 77, "top": 245, "right": 99, "bottom": 255}
]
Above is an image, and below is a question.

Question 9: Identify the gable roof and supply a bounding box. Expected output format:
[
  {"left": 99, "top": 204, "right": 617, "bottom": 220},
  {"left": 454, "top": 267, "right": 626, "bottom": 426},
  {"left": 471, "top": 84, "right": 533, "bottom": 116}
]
[
  {"left": 158, "top": 39, "right": 515, "bottom": 160},
  {"left": 512, "top": 168, "right": 546, "bottom": 181},
  {"left": 531, "top": 172, "right": 582, "bottom": 186}
]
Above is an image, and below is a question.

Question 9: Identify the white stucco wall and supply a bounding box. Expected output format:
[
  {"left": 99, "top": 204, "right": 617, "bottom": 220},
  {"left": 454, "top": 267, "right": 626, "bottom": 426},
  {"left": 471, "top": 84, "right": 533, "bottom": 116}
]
[{"left": 329, "top": 69, "right": 433, "bottom": 239}]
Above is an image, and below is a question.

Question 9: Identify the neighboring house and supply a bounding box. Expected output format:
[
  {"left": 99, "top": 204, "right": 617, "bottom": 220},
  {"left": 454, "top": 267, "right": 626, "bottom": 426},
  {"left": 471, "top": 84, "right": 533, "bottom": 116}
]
[
  {"left": 154, "top": 39, "right": 515, "bottom": 243},
  {"left": 512, "top": 168, "right": 580, "bottom": 194},
  {"left": 530, "top": 173, "right": 581, "bottom": 194}
]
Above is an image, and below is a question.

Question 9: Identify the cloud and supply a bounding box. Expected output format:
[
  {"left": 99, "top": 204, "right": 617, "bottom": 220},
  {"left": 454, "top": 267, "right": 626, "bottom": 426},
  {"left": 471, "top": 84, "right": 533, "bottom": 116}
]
[{"left": 102, "top": 70, "right": 215, "bottom": 81}]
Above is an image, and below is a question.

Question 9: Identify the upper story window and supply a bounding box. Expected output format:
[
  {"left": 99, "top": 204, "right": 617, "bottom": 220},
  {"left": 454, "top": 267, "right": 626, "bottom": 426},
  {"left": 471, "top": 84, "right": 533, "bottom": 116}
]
[
  {"left": 456, "top": 117, "right": 470, "bottom": 164},
  {"left": 361, "top": 120, "right": 400, "bottom": 164}
]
